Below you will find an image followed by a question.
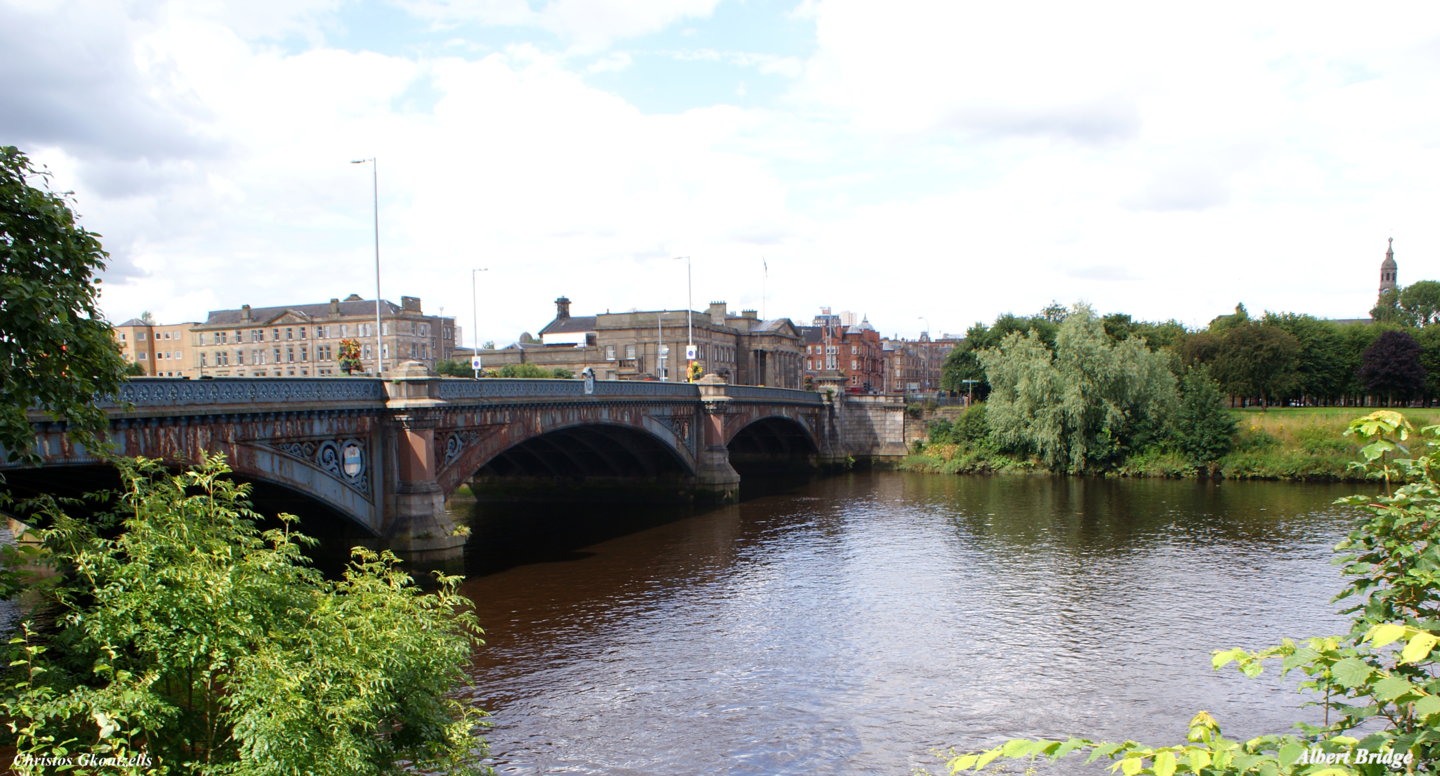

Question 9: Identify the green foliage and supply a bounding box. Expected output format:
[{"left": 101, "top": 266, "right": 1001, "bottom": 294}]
[
  {"left": 123, "top": 361, "right": 146, "bottom": 377},
  {"left": 0, "top": 145, "right": 128, "bottom": 464},
  {"left": 434, "top": 358, "right": 473, "bottom": 377},
  {"left": 1263, "top": 314, "right": 1352, "bottom": 405},
  {"left": 496, "top": 362, "right": 557, "bottom": 378},
  {"left": 979, "top": 304, "right": 1177, "bottom": 473},
  {"left": 1173, "top": 367, "right": 1236, "bottom": 468},
  {"left": 940, "top": 411, "right": 1440, "bottom": 775},
  {"left": 551, "top": 367, "right": 575, "bottom": 379},
  {"left": 0, "top": 456, "right": 489, "bottom": 775},
  {"left": 1209, "top": 322, "right": 1302, "bottom": 408},
  {"left": 1398, "top": 280, "right": 1440, "bottom": 327}
]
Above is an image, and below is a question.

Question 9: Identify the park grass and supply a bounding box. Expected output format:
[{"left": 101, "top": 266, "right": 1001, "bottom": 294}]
[{"left": 902, "top": 406, "right": 1440, "bottom": 482}]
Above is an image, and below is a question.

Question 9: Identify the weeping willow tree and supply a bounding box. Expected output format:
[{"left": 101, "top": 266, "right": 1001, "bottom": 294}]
[{"left": 978, "top": 303, "right": 1177, "bottom": 473}]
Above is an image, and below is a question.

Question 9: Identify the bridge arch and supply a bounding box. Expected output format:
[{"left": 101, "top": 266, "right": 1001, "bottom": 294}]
[
  {"left": 725, "top": 415, "right": 821, "bottom": 474},
  {"left": 459, "top": 421, "right": 697, "bottom": 501}
]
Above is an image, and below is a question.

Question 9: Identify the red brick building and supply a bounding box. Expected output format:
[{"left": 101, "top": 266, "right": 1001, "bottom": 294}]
[{"left": 799, "top": 309, "right": 884, "bottom": 393}]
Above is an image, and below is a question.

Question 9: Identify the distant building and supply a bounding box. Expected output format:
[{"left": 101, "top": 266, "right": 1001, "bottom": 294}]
[
  {"left": 114, "top": 318, "right": 199, "bottom": 378},
  {"left": 468, "top": 297, "right": 804, "bottom": 387},
  {"left": 190, "top": 294, "right": 455, "bottom": 377},
  {"left": 799, "top": 309, "right": 884, "bottom": 393},
  {"left": 1379, "top": 237, "right": 1399, "bottom": 304}
]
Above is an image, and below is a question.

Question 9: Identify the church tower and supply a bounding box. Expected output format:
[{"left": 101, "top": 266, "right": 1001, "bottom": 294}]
[{"left": 1379, "top": 237, "right": 1398, "bottom": 302}]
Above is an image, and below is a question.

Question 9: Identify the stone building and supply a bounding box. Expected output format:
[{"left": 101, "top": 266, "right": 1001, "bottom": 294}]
[
  {"left": 114, "top": 318, "right": 200, "bottom": 377},
  {"left": 1379, "top": 237, "right": 1399, "bottom": 304},
  {"left": 882, "top": 332, "right": 963, "bottom": 395},
  {"left": 469, "top": 297, "right": 804, "bottom": 387},
  {"left": 190, "top": 294, "right": 455, "bottom": 378}
]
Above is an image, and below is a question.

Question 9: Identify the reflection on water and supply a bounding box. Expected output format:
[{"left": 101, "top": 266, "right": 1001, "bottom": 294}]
[{"left": 455, "top": 472, "right": 1363, "bottom": 775}]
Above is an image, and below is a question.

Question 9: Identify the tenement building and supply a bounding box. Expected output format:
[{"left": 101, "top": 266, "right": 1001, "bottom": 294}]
[
  {"left": 799, "top": 309, "right": 884, "bottom": 393},
  {"left": 114, "top": 318, "right": 199, "bottom": 377},
  {"left": 190, "top": 295, "right": 455, "bottom": 378}
]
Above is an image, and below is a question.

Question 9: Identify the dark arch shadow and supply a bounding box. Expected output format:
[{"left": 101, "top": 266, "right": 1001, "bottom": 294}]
[
  {"left": 0, "top": 463, "right": 377, "bottom": 575},
  {"left": 727, "top": 417, "right": 822, "bottom": 497},
  {"left": 467, "top": 423, "right": 694, "bottom": 501}
]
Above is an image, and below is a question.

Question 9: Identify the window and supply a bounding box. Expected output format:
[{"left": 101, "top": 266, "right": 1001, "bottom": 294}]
[
  {"left": 625, "top": 344, "right": 636, "bottom": 360},
  {"left": 138, "top": 352, "right": 147, "bottom": 360},
  {"left": 236, "top": 350, "right": 245, "bottom": 365},
  {"left": 235, "top": 330, "right": 243, "bottom": 343},
  {"left": 273, "top": 328, "right": 280, "bottom": 341},
  {"left": 285, "top": 327, "right": 293, "bottom": 340},
  {"left": 358, "top": 323, "right": 370, "bottom": 338},
  {"left": 299, "top": 327, "right": 306, "bottom": 339},
  {"left": 418, "top": 323, "right": 429, "bottom": 337},
  {"left": 300, "top": 346, "right": 308, "bottom": 361},
  {"left": 605, "top": 345, "right": 616, "bottom": 361},
  {"left": 286, "top": 346, "right": 295, "bottom": 363},
  {"left": 137, "top": 332, "right": 147, "bottom": 341},
  {"left": 316, "top": 326, "right": 326, "bottom": 339},
  {"left": 218, "top": 332, "right": 228, "bottom": 344},
  {"left": 273, "top": 347, "right": 281, "bottom": 364},
  {"left": 199, "top": 353, "right": 207, "bottom": 367},
  {"left": 119, "top": 333, "right": 126, "bottom": 341},
  {"left": 382, "top": 323, "right": 391, "bottom": 335},
  {"left": 251, "top": 330, "right": 263, "bottom": 342}
]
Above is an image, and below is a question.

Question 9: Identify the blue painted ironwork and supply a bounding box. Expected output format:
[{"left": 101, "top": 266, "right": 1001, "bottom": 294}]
[
  {"left": 436, "top": 378, "right": 700, "bottom": 401},
  {"left": 110, "top": 378, "right": 387, "bottom": 409}
]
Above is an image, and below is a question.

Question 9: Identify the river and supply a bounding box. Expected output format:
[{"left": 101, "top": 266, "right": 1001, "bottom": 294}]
[{"left": 453, "top": 471, "right": 1363, "bottom": 775}]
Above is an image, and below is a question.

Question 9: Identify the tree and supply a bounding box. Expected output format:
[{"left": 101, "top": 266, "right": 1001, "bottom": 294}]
[
  {"left": 979, "top": 303, "right": 1177, "bottom": 473},
  {"left": 1, "top": 456, "right": 489, "bottom": 775},
  {"left": 941, "top": 314, "right": 1058, "bottom": 397},
  {"left": 1358, "top": 329, "right": 1426, "bottom": 404},
  {"left": 1209, "top": 323, "right": 1301, "bottom": 408},
  {"left": 497, "top": 362, "right": 549, "bottom": 378},
  {"left": 1172, "top": 366, "right": 1235, "bottom": 470},
  {"left": 940, "top": 412, "right": 1440, "bottom": 775},
  {"left": 1399, "top": 280, "right": 1440, "bottom": 327},
  {"left": 1264, "top": 313, "right": 1351, "bottom": 405},
  {"left": 337, "top": 337, "right": 363, "bottom": 375},
  {"left": 0, "top": 145, "right": 128, "bottom": 464}
]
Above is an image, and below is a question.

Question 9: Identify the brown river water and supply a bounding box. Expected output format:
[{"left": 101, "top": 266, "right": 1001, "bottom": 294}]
[{"left": 451, "top": 471, "right": 1361, "bottom": 775}]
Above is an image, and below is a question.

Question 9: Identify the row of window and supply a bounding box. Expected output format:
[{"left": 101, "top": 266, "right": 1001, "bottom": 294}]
[{"left": 197, "top": 322, "right": 449, "bottom": 346}]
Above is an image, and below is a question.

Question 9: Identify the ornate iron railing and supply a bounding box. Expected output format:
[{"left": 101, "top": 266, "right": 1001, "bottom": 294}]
[{"left": 107, "top": 378, "right": 388, "bottom": 409}]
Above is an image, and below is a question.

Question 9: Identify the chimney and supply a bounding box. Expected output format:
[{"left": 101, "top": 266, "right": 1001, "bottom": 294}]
[
  {"left": 555, "top": 296, "right": 572, "bottom": 319},
  {"left": 741, "top": 309, "right": 758, "bottom": 320},
  {"left": 241, "top": 304, "right": 252, "bottom": 322},
  {"left": 708, "top": 301, "right": 727, "bottom": 325},
  {"left": 401, "top": 295, "right": 422, "bottom": 313},
  {"left": 329, "top": 298, "right": 341, "bottom": 317}
]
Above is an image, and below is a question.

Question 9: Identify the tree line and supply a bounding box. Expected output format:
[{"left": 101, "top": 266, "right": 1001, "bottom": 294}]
[{"left": 942, "top": 301, "right": 1440, "bottom": 408}]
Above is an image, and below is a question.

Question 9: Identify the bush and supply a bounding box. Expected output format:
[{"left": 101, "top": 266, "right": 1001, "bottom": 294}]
[{"left": 0, "top": 456, "right": 489, "bottom": 776}]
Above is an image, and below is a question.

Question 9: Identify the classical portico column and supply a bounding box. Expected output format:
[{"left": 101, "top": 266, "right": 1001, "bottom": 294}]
[
  {"left": 383, "top": 361, "right": 465, "bottom": 567},
  {"left": 695, "top": 373, "right": 741, "bottom": 501}
]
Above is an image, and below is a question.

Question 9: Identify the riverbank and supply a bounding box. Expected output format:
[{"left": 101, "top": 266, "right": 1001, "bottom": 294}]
[{"left": 900, "top": 407, "right": 1440, "bottom": 481}]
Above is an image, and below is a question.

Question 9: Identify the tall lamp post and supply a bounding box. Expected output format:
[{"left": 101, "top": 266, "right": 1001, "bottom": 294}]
[
  {"left": 471, "top": 267, "right": 488, "bottom": 378},
  {"left": 918, "top": 316, "right": 931, "bottom": 394},
  {"left": 674, "top": 256, "right": 693, "bottom": 379},
  {"left": 350, "top": 157, "right": 383, "bottom": 376}
]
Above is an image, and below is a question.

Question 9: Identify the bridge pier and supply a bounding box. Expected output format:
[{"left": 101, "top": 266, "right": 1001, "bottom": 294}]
[
  {"left": 695, "top": 376, "right": 741, "bottom": 501},
  {"left": 384, "top": 364, "right": 466, "bottom": 570}
]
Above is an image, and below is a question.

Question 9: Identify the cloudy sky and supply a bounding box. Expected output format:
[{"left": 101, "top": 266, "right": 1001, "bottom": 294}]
[{"left": 6, "top": 0, "right": 1440, "bottom": 345}]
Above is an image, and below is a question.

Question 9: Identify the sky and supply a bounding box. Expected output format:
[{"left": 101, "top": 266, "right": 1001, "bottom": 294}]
[{"left": 5, "top": 0, "right": 1440, "bottom": 346}]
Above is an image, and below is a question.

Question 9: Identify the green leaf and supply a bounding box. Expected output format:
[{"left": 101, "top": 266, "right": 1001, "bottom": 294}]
[
  {"left": 1153, "top": 751, "right": 1176, "bottom": 776},
  {"left": 1372, "top": 675, "right": 1415, "bottom": 701},
  {"left": 1330, "top": 657, "right": 1375, "bottom": 688},
  {"left": 1413, "top": 694, "right": 1440, "bottom": 720}
]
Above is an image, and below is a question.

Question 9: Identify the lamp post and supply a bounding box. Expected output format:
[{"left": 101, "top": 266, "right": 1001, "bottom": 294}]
[
  {"left": 350, "top": 157, "right": 383, "bottom": 376},
  {"left": 918, "top": 316, "right": 931, "bottom": 393},
  {"left": 471, "top": 268, "right": 488, "bottom": 378},
  {"left": 674, "top": 256, "right": 693, "bottom": 379}
]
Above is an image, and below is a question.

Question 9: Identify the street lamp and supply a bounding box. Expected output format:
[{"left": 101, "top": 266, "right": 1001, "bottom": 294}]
[
  {"left": 350, "top": 157, "right": 383, "bottom": 376},
  {"left": 471, "top": 268, "right": 488, "bottom": 378},
  {"left": 674, "top": 256, "right": 693, "bottom": 379}
]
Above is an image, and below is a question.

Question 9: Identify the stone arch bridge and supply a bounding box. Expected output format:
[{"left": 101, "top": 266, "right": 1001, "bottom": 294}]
[{"left": 4, "top": 369, "right": 905, "bottom": 563}]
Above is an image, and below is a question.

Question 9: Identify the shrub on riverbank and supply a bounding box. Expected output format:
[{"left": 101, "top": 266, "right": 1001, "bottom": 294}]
[
  {"left": 904, "top": 405, "right": 1440, "bottom": 481},
  {"left": 0, "top": 456, "right": 490, "bottom": 776}
]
